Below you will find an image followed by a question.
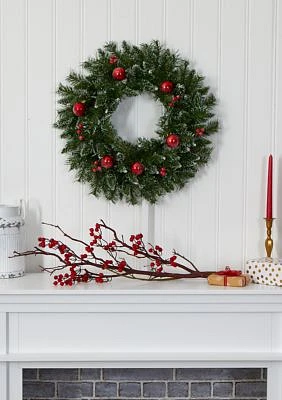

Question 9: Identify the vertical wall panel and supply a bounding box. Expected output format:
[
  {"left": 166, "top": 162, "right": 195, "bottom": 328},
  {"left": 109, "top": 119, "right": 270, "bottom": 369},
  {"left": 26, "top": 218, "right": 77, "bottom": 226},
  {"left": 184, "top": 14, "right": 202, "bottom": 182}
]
[
  {"left": 0, "top": 0, "right": 2, "bottom": 201},
  {"left": 190, "top": 0, "right": 219, "bottom": 268},
  {"left": 138, "top": 0, "right": 164, "bottom": 43},
  {"left": 82, "top": 0, "right": 109, "bottom": 242},
  {"left": 110, "top": 0, "right": 137, "bottom": 43},
  {"left": 154, "top": 0, "right": 194, "bottom": 259},
  {"left": 0, "top": 0, "right": 26, "bottom": 203},
  {"left": 0, "top": 363, "right": 7, "bottom": 400},
  {"left": 165, "top": 0, "right": 192, "bottom": 53},
  {"left": 0, "top": 0, "right": 282, "bottom": 272},
  {"left": 54, "top": 0, "right": 83, "bottom": 256},
  {"left": 107, "top": 0, "right": 139, "bottom": 241},
  {"left": 26, "top": 0, "right": 54, "bottom": 271},
  {"left": 245, "top": 0, "right": 275, "bottom": 261},
  {"left": 275, "top": 0, "right": 282, "bottom": 257},
  {"left": 138, "top": 0, "right": 165, "bottom": 244},
  {"left": 217, "top": 0, "right": 247, "bottom": 267}
]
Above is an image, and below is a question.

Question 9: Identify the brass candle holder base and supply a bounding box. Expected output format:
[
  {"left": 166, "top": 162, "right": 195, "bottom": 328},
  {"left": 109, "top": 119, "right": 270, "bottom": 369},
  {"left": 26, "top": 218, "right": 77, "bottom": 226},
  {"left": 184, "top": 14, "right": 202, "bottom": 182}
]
[
  {"left": 245, "top": 217, "right": 282, "bottom": 287},
  {"left": 264, "top": 218, "right": 274, "bottom": 258}
]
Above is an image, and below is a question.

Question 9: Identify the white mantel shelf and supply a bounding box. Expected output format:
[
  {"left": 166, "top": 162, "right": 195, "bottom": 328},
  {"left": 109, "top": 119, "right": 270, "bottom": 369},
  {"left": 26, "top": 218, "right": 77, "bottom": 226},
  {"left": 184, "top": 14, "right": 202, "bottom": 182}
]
[
  {"left": 0, "top": 270, "right": 281, "bottom": 296},
  {"left": 1, "top": 272, "right": 282, "bottom": 399},
  {"left": 1, "top": 271, "right": 282, "bottom": 294}
]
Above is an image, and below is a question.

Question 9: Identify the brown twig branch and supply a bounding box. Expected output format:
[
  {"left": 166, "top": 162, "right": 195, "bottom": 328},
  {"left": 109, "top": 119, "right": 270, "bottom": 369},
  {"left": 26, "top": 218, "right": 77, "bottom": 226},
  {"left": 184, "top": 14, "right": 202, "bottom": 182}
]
[{"left": 11, "top": 220, "right": 213, "bottom": 286}]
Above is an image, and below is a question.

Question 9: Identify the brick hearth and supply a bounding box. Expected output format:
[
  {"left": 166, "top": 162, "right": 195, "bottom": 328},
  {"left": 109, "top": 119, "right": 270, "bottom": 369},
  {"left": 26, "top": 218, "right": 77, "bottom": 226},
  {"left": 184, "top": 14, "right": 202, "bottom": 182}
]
[{"left": 23, "top": 368, "right": 267, "bottom": 399}]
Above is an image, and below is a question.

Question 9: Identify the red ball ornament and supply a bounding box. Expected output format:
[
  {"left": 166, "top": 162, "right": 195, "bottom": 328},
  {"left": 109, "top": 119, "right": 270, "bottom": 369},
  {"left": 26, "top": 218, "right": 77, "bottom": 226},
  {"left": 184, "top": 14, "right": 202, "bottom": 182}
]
[
  {"left": 72, "top": 102, "right": 86, "bottom": 117},
  {"left": 159, "top": 167, "right": 167, "bottom": 177},
  {"left": 101, "top": 155, "right": 114, "bottom": 169},
  {"left": 160, "top": 81, "right": 174, "bottom": 93},
  {"left": 131, "top": 162, "right": 144, "bottom": 176},
  {"left": 109, "top": 55, "right": 118, "bottom": 64},
  {"left": 112, "top": 67, "right": 126, "bottom": 81},
  {"left": 166, "top": 134, "right": 180, "bottom": 148}
]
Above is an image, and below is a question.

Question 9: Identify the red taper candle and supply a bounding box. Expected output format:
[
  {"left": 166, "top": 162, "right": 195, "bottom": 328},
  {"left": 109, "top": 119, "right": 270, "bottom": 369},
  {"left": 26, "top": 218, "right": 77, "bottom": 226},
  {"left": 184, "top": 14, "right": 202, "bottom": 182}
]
[{"left": 266, "top": 154, "right": 273, "bottom": 219}]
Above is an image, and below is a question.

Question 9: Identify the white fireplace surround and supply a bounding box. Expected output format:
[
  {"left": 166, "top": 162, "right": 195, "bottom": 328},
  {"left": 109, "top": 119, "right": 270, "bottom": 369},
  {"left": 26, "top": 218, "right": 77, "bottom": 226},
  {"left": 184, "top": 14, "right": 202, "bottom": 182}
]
[{"left": 0, "top": 272, "right": 282, "bottom": 399}]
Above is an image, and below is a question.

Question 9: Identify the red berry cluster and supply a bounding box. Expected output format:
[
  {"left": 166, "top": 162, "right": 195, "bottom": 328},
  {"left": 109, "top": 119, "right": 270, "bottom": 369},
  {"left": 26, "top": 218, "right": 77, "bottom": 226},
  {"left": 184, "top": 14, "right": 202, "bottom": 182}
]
[
  {"left": 76, "top": 123, "right": 85, "bottom": 141},
  {"left": 103, "top": 241, "right": 116, "bottom": 251},
  {"left": 38, "top": 237, "right": 68, "bottom": 254},
  {"left": 195, "top": 127, "right": 205, "bottom": 137},
  {"left": 150, "top": 259, "right": 163, "bottom": 273},
  {"left": 53, "top": 273, "right": 72, "bottom": 286},
  {"left": 148, "top": 245, "right": 163, "bottom": 272},
  {"left": 102, "top": 260, "right": 113, "bottom": 269},
  {"left": 169, "top": 255, "right": 177, "bottom": 267},
  {"left": 53, "top": 268, "right": 90, "bottom": 286},
  {"left": 159, "top": 167, "right": 166, "bottom": 177},
  {"left": 92, "top": 160, "right": 102, "bottom": 172},
  {"left": 90, "top": 223, "right": 100, "bottom": 234},
  {"left": 168, "top": 94, "right": 181, "bottom": 107},
  {"left": 129, "top": 233, "right": 143, "bottom": 242},
  {"left": 118, "top": 260, "right": 126, "bottom": 272},
  {"left": 109, "top": 54, "right": 118, "bottom": 64},
  {"left": 38, "top": 237, "right": 46, "bottom": 247},
  {"left": 148, "top": 244, "right": 163, "bottom": 254},
  {"left": 48, "top": 238, "right": 58, "bottom": 248},
  {"left": 129, "top": 233, "right": 144, "bottom": 255},
  {"left": 38, "top": 237, "right": 58, "bottom": 248},
  {"left": 64, "top": 251, "right": 74, "bottom": 265},
  {"left": 89, "top": 225, "right": 102, "bottom": 245},
  {"left": 58, "top": 244, "right": 67, "bottom": 254},
  {"left": 95, "top": 273, "right": 105, "bottom": 283},
  {"left": 85, "top": 245, "right": 93, "bottom": 253}
]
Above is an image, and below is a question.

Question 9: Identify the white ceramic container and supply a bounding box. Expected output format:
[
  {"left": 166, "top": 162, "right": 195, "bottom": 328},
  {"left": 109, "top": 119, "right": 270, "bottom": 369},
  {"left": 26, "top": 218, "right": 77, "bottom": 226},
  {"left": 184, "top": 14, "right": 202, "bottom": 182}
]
[{"left": 0, "top": 203, "right": 25, "bottom": 278}]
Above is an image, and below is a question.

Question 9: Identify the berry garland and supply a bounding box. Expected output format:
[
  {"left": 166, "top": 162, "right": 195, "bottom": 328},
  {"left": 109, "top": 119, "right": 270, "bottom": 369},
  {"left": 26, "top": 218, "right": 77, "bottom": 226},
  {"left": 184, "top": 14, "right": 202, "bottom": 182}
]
[
  {"left": 55, "top": 40, "right": 219, "bottom": 204},
  {"left": 12, "top": 221, "right": 213, "bottom": 285}
]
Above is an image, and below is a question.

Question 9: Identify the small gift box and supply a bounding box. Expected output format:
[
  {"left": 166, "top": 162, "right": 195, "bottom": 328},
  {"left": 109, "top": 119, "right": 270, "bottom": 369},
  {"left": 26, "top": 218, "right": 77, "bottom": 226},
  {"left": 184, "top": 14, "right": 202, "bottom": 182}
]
[
  {"left": 245, "top": 258, "right": 282, "bottom": 286},
  {"left": 208, "top": 267, "right": 251, "bottom": 287}
]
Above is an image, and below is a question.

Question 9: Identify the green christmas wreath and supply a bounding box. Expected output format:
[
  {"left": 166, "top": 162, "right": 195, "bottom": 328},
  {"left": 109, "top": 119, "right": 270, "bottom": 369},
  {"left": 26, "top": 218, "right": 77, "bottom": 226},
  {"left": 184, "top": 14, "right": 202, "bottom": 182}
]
[{"left": 55, "top": 40, "right": 218, "bottom": 204}]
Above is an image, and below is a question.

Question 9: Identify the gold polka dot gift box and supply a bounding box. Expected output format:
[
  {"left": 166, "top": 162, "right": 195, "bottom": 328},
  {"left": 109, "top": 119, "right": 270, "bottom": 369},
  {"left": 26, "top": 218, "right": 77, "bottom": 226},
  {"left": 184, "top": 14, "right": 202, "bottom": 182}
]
[{"left": 245, "top": 258, "right": 282, "bottom": 286}]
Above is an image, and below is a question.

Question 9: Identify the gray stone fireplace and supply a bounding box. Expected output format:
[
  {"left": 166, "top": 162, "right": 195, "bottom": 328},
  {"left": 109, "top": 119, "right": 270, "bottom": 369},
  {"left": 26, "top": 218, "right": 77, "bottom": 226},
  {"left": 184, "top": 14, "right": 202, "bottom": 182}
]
[{"left": 23, "top": 367, "right": 267, "bottom": 399}]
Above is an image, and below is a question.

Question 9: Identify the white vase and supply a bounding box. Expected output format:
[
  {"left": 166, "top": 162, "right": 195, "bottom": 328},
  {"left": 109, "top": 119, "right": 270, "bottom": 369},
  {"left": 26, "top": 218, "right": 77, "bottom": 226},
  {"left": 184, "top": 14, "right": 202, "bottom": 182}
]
[{"left": 0, "top": 202, "right": 25, "bottom": 278}]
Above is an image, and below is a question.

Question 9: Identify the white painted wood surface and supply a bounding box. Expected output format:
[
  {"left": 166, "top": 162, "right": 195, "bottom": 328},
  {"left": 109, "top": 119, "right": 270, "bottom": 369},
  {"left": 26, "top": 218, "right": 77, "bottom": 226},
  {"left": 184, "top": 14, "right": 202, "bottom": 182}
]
[
  {"left": 0, "top": 273, "right": 282, "bottom": 399},
  {"left": 0, "top": 0, "right": 281, "bottom": 273}
]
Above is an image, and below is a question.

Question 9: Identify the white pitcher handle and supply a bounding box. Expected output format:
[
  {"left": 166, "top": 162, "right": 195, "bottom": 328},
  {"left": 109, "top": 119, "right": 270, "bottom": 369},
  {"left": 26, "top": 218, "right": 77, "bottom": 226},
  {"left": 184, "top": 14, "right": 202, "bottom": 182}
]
[{"left": 19, "top": 199, "right": 26, "bottom": 219}]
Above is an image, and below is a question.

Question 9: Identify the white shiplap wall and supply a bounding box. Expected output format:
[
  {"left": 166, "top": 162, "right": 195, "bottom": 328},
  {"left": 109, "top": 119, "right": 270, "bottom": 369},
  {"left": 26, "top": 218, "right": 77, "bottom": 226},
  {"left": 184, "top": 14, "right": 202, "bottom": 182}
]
[{"left": 0, "top": 0, "right": 281, "bottom": 272}]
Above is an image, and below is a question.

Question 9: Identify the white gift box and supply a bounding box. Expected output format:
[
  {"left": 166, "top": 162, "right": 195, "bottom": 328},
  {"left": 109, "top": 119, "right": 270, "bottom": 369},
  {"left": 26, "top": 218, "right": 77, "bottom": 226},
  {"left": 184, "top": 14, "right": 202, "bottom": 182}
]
[
  {"left": 0, "top": 203, "right": 25, "bottom": 278},
  {"left": 245, "top": 257, "right": 282, "bottom": 287}
]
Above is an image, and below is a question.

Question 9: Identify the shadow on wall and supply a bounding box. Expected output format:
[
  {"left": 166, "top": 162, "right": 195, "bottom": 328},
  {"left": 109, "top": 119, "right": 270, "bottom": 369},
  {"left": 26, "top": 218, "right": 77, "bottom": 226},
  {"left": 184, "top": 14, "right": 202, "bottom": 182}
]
[{"left": 24, "top": 199, "right": 43, "bottom": 273}]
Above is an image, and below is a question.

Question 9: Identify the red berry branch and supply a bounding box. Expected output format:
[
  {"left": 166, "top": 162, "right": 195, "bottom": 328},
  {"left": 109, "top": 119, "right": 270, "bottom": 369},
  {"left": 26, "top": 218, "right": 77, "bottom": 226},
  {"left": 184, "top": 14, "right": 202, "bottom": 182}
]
[{"left": 12, "top": 221, "right": 213, "bottom": 286}]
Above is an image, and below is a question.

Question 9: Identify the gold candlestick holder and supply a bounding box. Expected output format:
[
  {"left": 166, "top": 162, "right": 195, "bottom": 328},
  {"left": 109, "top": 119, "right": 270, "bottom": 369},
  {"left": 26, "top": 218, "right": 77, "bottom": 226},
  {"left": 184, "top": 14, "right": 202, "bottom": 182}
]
[
  {"left": 264, "top": 218, "right": 274, "bottom": 258},
  {"left": 246, "top": 217, "right": 282, "bottom": 287}
]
